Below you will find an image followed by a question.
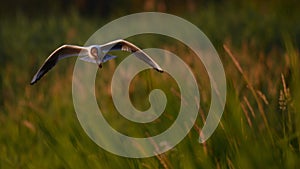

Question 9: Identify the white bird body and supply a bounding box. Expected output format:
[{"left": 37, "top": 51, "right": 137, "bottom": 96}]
[{"left": 30, "top": 39, "right": 163, "bottom": 85}]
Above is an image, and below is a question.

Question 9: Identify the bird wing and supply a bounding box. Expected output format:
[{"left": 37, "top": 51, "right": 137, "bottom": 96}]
[
  {"left": 79, "top": 56, "right": 97, "bottom": 63},
  {"left": 100, "top": 39, "right": 164, "bottom": 72},
  {"left": 30, "top": 45, "right": 88, "bottom": 85}
]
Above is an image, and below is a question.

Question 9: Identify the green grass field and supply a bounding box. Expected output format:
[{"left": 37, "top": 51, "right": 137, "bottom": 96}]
[{"left": 1, "top": 2, "right": 300, "bottom": 169}]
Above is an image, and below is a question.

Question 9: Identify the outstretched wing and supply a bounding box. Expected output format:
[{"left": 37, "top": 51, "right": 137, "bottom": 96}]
[
  {"left": 100, "top": 39, "right": 164, "bottom": 72},
  {"left": 30, "top": 45, "right": 88, "bottom": 85}
]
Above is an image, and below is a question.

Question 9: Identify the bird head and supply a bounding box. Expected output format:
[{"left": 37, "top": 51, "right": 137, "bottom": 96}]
[{"left": 90, "top": 46, "right": 102, "bottom": 68}]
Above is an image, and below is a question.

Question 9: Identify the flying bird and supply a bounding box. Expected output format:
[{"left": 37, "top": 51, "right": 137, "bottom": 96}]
[{"left": 30, "top": 39, "right": 163, "bottom": 85}]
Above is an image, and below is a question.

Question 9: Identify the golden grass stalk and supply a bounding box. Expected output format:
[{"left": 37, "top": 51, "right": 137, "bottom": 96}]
[
  {"left": 256, "top": 90, "right": 269, "bottom": 105},
  {"left": 148, "top": 134, "right": 172, "bottom": 169},
  {"left": 223, "top": 44, "right": 273, "bottom": 143},
  {"left": 243, "top": 96, "right": 255, "bottom": 118},
  {"left": 240, "top": 102, "right": 253, "bottom": 128}
]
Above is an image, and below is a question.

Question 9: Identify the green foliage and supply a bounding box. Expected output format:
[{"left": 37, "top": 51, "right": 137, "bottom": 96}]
[{"left": 1, "top": 2, "right": 300, "bottom": 169}]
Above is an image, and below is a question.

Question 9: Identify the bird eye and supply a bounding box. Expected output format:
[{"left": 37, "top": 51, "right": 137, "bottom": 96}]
[{"left": 91, "top": 47, "right": 98, "bottom": 58}]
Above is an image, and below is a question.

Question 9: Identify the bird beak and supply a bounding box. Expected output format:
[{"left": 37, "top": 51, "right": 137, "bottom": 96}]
[{"left": 97, "top": 59, "right": 102, "bottom": 68}]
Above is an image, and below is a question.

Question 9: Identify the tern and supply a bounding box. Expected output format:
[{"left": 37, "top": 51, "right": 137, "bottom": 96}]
[{"left": 30, "top": 39, "right": 163, "bottom": 85}]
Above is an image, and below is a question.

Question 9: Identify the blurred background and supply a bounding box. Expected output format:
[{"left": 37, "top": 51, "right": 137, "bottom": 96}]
[{"left": 0, "top": 0, "right": 299, "bottom": 169}]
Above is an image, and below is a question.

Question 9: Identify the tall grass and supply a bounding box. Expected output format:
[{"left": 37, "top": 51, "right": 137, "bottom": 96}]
[{"left": 1, "top": 11, "right": 300, "bottom": 169}]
